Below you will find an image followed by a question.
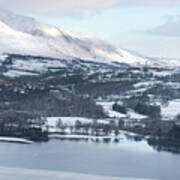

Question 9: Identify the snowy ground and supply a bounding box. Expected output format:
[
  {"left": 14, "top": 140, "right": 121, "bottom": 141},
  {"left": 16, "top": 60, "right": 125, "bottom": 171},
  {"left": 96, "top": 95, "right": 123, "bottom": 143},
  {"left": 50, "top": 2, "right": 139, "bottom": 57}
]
[
  {"left": 0, "top": 137, "right": 32, "bottom": 144},
  {"left": 0, "top": 167, "right": 157, "bottom": 180},
  {"left": 46, "top": 117, "right": 109, "bottom": 133},
  {"left": 127, "top": 110, "right": 147, "bottom": 120},
  {"left": 133, "top": 81, "right": 161, "bottom": 89},
  {"left": 96, "top": 101, "right": 126, "bottom": 118},
  {"left": 45, "top": 116, "right": 142, "bottom": 142},
  {"left": 161, "top": 99, "right": 180, "bottom": 120},
  {"left": 3, "top": 70, "right": 38, "bottom": 77}
]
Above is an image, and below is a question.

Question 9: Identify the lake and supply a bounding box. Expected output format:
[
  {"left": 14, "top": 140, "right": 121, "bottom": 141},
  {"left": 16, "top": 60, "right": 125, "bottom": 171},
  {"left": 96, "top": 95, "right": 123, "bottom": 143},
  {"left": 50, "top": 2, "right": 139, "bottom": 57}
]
[{"left": 0, "top": 139, "right": 179, "bottom": 180}]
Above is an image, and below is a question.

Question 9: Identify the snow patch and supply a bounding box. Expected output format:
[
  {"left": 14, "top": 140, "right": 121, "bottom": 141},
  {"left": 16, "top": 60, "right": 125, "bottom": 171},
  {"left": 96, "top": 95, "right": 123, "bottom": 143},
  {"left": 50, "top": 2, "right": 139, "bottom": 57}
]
[
  {"left": 0, "top": 137, "right": 32, "bottom": 144},
  {"left": 161, "top": 99, "right": 180, "bottom": 120},
  {"left": 96, "top": 101, "right": 127, "bottom": 118}
]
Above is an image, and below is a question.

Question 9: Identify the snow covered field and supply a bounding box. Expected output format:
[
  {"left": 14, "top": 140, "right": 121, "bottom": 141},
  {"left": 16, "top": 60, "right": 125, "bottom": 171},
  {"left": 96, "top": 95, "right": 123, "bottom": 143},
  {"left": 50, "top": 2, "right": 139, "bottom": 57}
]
[
  {"left": 96, "top": 101, "right": 126, "bottom": 118},
  {"left": 45, "top": 115, "right": 142, "bottom": 142},
  {"left": 46, "top": 117, "right": 109, "bottom": 133},
  {"left": 161, "top": 99, "right": 180, "bottom": 120},
  {"left": 47, "top": 117, "right": 98, "bottom": 127},
  {"left": 0, "top": 167, "right": 157, "bottom": 180},
  {"left": 96, "top": 101, "right": 147, "bottom": 120}
]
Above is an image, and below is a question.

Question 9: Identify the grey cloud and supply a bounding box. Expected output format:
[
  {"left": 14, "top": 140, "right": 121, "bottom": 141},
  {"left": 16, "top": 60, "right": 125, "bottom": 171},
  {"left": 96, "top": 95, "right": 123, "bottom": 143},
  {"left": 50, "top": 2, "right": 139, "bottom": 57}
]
[
  {"left": 146, "top": 15, "right": 180, "bottom": 37},
  {"left": 0, "top": 0, "right": 119, "bottom": 16},
  {"left": 0, "top": 0, "right": 180, "bottom": 17}
]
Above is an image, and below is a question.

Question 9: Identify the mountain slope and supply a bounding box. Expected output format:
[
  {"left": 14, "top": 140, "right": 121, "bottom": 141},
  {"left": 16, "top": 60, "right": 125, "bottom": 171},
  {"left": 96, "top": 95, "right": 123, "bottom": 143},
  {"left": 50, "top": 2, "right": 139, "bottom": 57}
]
[{"left": 0, "top": 9, "right": 151, "bottom": 67}]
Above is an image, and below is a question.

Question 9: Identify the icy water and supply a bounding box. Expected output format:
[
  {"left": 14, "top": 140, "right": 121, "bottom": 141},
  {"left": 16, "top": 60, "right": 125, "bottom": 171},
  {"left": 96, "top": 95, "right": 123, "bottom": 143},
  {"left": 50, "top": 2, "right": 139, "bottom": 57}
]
[{"left": 0, "top": 139, "right": 179, "bottom": 180}]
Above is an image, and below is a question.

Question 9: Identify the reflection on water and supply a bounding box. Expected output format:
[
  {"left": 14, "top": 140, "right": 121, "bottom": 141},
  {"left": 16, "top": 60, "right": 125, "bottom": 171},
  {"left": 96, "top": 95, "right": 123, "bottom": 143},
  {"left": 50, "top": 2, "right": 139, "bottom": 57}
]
[{"left": 148, "top": 140, "right": 180, "bottom": 154}]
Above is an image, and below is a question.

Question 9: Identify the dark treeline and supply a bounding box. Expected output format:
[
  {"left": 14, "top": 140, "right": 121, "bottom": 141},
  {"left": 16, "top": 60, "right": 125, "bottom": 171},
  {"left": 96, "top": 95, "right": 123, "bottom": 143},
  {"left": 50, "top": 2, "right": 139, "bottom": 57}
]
[{"left": 0, "top": 111, "right": 48, "bottom": 141}]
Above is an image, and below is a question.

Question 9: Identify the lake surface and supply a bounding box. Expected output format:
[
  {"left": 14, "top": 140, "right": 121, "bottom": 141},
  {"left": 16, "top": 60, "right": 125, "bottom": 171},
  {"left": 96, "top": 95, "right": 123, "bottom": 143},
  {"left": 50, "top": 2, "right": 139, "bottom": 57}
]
[{"left": 0, "top": 139, "right": 179, "bottom": 180}]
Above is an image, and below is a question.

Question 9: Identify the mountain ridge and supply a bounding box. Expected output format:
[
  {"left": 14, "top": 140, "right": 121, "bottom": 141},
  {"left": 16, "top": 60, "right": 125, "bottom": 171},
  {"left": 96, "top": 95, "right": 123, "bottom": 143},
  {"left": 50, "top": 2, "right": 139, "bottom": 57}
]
[{"left": 0, "top": 9, "right": 151, "bottom": 66}]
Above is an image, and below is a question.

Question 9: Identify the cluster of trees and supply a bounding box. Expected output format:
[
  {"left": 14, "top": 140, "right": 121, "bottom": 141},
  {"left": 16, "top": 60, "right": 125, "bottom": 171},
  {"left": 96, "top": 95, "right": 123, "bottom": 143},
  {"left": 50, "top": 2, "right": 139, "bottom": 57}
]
[
  {"left": 123, "top": 93, "right": 161, "bottom": 120},
  {"left": 0, "top": 80, "right": 106, "bottom": 118},
  {"left": 148, "top": 124, "right": 180, "bottom": 154},
  {"left": 0, "top": 111, "right": 48, "bottom": 141},
  {"left": 112, "top": 102, "right": 127, "bottom": 114},
  {"left": 167, "top": 125, "right": 180, "bottom": 140},
  {"left": 135, "top": 103, "right": 161, "bottom": 119}
]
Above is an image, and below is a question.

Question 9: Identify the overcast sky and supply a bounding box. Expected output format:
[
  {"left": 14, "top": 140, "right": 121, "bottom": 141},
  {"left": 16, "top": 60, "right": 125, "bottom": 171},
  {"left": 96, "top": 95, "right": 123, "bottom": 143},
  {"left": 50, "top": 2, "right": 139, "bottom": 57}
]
[{"left": 0, "top": 0, "right": 180, "bottom": 58}]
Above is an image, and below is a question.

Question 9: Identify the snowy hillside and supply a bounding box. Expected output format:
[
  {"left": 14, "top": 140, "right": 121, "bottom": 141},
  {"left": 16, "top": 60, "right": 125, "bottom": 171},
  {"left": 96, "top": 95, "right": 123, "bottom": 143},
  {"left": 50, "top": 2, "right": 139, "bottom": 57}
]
[{"left": 0, "top": 9, "right": 152, "bottom": 67}]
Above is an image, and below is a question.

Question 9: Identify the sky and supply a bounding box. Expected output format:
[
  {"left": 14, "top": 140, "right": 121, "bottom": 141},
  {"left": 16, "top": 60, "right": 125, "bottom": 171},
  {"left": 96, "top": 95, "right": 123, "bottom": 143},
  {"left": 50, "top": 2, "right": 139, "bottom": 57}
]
[{"left": 0, "top": 0, "right": 180, "bottom": 58}]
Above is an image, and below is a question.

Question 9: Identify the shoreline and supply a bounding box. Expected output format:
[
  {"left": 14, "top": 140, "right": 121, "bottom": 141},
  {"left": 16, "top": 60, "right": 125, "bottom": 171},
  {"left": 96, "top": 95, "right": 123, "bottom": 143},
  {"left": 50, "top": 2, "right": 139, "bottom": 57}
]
[
  {"left": 0, "top": 130, "right": 145, "bottom": 145},
  {"left": 0, "top": 130, "right": 142, "bottom": 144},
  {"left": 0, "top": 137, "right": 33, "bottom": 144}
]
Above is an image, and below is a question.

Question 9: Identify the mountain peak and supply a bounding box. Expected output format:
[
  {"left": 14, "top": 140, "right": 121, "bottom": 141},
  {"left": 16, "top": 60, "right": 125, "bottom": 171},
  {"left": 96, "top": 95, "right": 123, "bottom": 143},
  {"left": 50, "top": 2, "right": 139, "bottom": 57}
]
[{"left": 0, "top": 8, "right": 64, "bottom": 37}]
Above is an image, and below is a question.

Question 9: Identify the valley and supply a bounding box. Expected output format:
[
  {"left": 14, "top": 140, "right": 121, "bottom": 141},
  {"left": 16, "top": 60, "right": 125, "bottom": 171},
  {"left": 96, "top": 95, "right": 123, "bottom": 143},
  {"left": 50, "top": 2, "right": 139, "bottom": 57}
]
[
  {"left": 0, "top": 4, "right": 180, "bottom": 180},
  {"left": 0, "top": 52, "right": 179, "bottom": 154}
]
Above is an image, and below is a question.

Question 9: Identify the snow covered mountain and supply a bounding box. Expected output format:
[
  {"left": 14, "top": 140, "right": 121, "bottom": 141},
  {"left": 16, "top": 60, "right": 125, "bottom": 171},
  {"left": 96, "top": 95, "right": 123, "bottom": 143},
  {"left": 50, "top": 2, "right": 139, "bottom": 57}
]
[
  {"left": 0, "top": 9, "right": 152, "bottom": 66},
  {"left": 0, "top": 9, "right": 180, "bottom": 78}
]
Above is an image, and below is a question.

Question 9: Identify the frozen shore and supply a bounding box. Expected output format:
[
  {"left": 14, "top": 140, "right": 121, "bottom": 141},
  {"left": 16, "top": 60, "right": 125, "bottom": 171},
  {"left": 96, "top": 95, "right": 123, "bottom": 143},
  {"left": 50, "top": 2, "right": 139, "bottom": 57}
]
[
  {"left": 0, "top": 167, "right": 157, "bottom": 180},
  {"left": 0, "top": 137, "right": 33, "bottom": 144}
]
